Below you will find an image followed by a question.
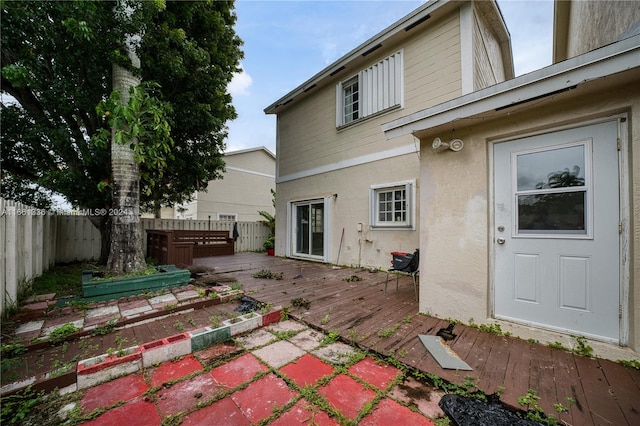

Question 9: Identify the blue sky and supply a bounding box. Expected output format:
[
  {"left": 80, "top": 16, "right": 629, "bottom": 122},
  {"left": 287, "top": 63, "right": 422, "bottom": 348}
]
[{"left": 226, "top": 0, "right": 554, "bottom": 154}]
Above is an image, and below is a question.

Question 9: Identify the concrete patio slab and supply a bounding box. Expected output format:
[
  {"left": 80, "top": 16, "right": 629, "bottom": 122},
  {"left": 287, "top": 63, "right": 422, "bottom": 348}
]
[
  {"left": 312, "top": 342, "right": 358, "bottom": 365},
  {"left": 279, "top": 353, "right": 334, "bottom": 387},
  {"left": 318, "top": 374, "right": 376, "bottom": 421},
  {"left": 230, "top": 373, "right": 298, "bottom": 424},
  {"left": 252, "top": 340, "right": 306, "bottom": 369},
  {"left": 235, "top": 328, "right": 277, "bottom": 349},
  {"left": 287, "top": 328, "right": 325, "bottom": 351},
  {"left": 389, "top": 376, "right": 445, "bottom": 419},
  {"left": 210, "top": 353, "right": 269, "bottom": 389},
  {"left": 85, "top": 305, "right": 119, "bottom": 319},
  {"left": 266, "top": 319, "right": 307, "bottom": 333}
]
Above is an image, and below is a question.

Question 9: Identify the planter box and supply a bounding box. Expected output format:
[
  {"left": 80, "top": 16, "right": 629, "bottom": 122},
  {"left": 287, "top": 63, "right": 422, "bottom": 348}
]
[
  {"left": 140, "top": 333, "right": 191, "bottom": 367},
  {"left": 224, "top": 313, "right": 261, "bottom": 336},
  {"left": 189, "top": 325, "right": 231, "bottom": 352},
  {"left": 77, "top": 346, "right": 142, "bottom": 389},
  {"left": 82, "top": 265, "right": 190, "bottom": 301}
]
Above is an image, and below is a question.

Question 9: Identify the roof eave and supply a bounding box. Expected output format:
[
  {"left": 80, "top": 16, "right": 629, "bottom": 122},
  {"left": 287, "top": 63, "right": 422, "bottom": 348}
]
[
  {"left": 263, "top": 0, "right": 455, "bottom": 114},
  {"left": 382, "top": 34, "right": 640, "bottom": 140}
]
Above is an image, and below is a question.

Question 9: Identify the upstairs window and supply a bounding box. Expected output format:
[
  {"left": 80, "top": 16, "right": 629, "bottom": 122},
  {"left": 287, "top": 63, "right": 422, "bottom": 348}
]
[
  {"left": 337, "top": 50, "right": 403, "bottom": 127},
  {"left": 342, "top": 77, "right": 359, "bottom": 124}
]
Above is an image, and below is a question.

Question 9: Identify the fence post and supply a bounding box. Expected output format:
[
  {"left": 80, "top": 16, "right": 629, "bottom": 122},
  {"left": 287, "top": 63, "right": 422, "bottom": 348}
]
[{"left": 4, "top": 205, "right": 19, "bottom": 311}]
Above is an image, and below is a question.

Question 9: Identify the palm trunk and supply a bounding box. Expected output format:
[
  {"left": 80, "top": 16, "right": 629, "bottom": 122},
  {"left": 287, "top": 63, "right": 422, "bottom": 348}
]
[{"left": 106, "top": 64, "right": 146, "bottom": 275}]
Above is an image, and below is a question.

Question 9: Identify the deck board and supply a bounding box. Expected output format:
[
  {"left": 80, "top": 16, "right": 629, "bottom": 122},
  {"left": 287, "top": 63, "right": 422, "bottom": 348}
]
[{"left": 195, "top": 254, "right": 640, "bottom": 425}]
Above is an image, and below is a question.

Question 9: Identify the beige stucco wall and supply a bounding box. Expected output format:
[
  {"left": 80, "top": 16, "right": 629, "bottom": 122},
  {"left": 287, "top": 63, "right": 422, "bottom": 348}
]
[
  {"left": 417, "top": 72, "right": 639, "bottom": 359},
  {"left": 275, "top": 150, "right": 420, "bottom": 269},
  {"left": 565, "top": 1, "right": 640, "bottom": 58}
]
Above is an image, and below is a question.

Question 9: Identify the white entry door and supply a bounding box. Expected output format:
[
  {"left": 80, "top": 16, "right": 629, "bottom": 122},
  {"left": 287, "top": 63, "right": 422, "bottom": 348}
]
[{"left": 494, "top": 121, "right": 620, "bottom": 342}]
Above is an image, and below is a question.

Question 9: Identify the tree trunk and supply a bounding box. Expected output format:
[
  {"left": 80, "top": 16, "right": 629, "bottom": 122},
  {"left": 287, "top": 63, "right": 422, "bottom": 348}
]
[
  {"left": 87, "top": 215, "right": 111, "bottom": 265},
  {"left": 106, "top": 63, "right": 146, "bottom": 275}
]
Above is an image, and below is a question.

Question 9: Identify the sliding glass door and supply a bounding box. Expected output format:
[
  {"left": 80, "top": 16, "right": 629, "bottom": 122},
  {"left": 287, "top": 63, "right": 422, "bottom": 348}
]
[{"left": 293, "top": 200, "right": 325, "bottom": 258}]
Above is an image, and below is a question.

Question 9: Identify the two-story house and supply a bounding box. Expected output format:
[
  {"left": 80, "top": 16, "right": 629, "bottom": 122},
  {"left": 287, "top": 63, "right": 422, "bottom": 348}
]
[
  {"left": 265, "top": 0, "right": 513, "bottom": 268},
  {"left": 177, "top": 146, "right": 275, "bottom": 222},
  {"left": 383, "top": 1, "right": 640, "bottom": 358}
]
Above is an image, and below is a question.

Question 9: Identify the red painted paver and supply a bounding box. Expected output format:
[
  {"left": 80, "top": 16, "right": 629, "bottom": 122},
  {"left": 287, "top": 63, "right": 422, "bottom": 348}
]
[
  {"left": 80, "top": 397, "right": 161, "bottom": 426},
  {"left": 269, "top": 398, "right": 340, "bottom": 426},
  {"left": 231, "top": 373, "right": 298, "bottom": 423},
  {"left": 280, "top": 353, "right": 334, "bottom": 388},
  {"left": 181, "top": 397, "right": 250, "bottom": 426},
  {"left": 318, "top": 374, "right": 377, "bottom": 421},
  {"left": 148, "top": 354, "right": 203, "bottom": 388},
  {"left": 156, "top": 372, "right": 224, "bottom": 416},
  {"left": 348, "top": 357, "right": 402, "bottom": 391},
  {"left": 210, "top": 353, "right": 268, "bottom": 389},
  {"left": 80, "top": 374, "right": 148, "bottom": 413},
  {"left": 360, "top": 398, "right": 435, "bottom": 426}
]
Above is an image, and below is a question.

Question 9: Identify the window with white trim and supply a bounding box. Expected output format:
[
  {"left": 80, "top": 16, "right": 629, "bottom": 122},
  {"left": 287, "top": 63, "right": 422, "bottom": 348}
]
[
  {"left": 336, "top": 50, "right": 403, "bottom": 127},
  {"left": 217, "top": 213, "right": 237, "bottom": 221},
  {"left": 370, "top": 180, "right": 414, "bottom": 228}
]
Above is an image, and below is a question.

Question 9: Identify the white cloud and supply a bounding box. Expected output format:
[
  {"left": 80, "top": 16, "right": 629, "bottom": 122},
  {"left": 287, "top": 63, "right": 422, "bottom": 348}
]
[{"left": 228, "top": 67, "right": 253, "bottom": 96}]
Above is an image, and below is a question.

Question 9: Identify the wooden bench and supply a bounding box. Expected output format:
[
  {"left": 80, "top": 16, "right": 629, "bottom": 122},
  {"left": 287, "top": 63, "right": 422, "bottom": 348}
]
[{"left": 146, "top": 230, "right": 235, "bottom": 266}]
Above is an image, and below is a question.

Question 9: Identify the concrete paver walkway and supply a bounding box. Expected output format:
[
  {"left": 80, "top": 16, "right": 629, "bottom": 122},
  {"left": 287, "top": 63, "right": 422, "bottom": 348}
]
[{"left": 73, "top": 320, "right": 443, "bottom": 425}]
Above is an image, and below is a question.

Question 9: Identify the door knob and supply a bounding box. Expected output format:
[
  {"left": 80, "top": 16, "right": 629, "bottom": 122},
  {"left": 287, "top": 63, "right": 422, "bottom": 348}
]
[{"left": 497, "top": 237, "right": 506, "bottom": 244}]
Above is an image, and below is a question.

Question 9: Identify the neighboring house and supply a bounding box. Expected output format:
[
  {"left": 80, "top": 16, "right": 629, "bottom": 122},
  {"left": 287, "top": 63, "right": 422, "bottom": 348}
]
[
  {"left": 382, "top": 1, "right": 640, "bottom": 358},
  {"left": 265, "top": 0, "right": 513, "bottom": 268},
  {"left": 176, "top": 147, "right": 275, "bottom": 222}
]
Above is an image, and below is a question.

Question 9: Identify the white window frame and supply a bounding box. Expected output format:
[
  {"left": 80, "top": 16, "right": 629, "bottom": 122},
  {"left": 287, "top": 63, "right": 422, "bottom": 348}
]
[
  {"left": 369, "top": 179, "right": 415, "bottom": 229},
  {"left": 336, "top": 50, "right": 404, "bottom": 128},
  {"left": 217, "top": 213, "right": 238, "bottom": 221}
]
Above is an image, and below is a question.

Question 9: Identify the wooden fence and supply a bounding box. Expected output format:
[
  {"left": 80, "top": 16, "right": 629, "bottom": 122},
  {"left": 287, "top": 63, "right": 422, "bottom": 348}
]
[{"left": 1, "top": 198, "right": 271, "bottom": 316}]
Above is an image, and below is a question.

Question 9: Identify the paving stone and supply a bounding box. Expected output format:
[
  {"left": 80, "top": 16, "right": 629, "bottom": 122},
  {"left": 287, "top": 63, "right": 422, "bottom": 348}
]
[
  {"left": 84, "top": 314, "right": 119, "bottom": 329},
  {"left": 389, "top": 376, "right": 445, "bottom": 419},
  {"left": 287, "top": 328, "right": 325, "bottom": 351},
  {"left": 41, "top": 319, "right": 84, "bottom": 338},
  {"left": 80, "top": 396, "right": 161, "bottom": 426},
  {"left": 235, "top": 328, "right": 277, "bottom": 349},
  {"left": 20, "top": 301, "right": 50, "bottom": 311},
  {"left": 148, "top": 354, "right": 203, "bottom": 388},
  {"left": 269, "top": 398, "right": 340, "bottom": 426},
  {"left": 86, "top": 305, "right": 119, "bottom": 319},
  {"left": 15, "top": 320, "right": 44, "bottom": 334},
  {"left": 252, "top": 340, "right": 306, "bottom": 369},
  {"left": 23, "top": 293, "right": 56, "bottom": 303},
  {"left": 156, "top": 372, "right": 224, "bottom": 416},
  {"left": 348, "top": 357, "right": 402, "bottom": 391},
  {"left": 80, "top": 374, "right": 148, "bottom": 413},
  {"left": 148, "top": 293, "right": 177, "bottom": 306},
  {"left": 359, "top": 397, "right": 435, "bottom": 426},
  {"left": 210, "top": 353, "right": 269, "bottom": 389},
  {"left": 266, "top": 319, "right": 308, "bottom": 333},
  {"left": 231, "top": 373, "right": 298, "bottom": 424},
  {"left": 174, "top": 289, "right": 200, "bottom": 301},
  {"left": 120, "top": 305, "right": 152, "bottom": 318},
  {"left": 279, "top": 354, "right": 334, "bottom": 388},
  {"left": 312, "top": 342, "right": 358, "bottom": 365},
  {"left": 181, "top": 396, "right": 250, "bottom": 426},
  {"left": 118, "top": 299, "right": 149, "bottom": 312},
  {"left": 318, "top": 374, "right": 376, "bottom": 421}
]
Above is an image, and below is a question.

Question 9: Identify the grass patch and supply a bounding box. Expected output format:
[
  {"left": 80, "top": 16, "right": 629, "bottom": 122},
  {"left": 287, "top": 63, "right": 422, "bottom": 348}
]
[{"left": 28, "top": 263, "right": 89, "bottom": 299}]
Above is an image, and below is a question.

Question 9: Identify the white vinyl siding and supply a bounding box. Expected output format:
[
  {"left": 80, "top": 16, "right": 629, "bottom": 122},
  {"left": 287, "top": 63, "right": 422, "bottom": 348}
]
[{"left": 337, "top": 50, "right": 403, "bottom": 127}]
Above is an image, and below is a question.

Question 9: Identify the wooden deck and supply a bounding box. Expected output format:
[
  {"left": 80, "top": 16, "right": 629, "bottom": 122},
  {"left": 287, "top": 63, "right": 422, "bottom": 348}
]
[{"left": 196, "top": 253, "right": 640, "bottom": 426}]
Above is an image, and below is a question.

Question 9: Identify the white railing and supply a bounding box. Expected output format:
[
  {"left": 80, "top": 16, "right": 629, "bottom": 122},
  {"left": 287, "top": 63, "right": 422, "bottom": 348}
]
[{"left": 1, "top": 197, "right": 271, "bottom": 316}]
